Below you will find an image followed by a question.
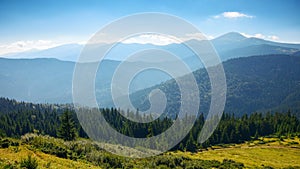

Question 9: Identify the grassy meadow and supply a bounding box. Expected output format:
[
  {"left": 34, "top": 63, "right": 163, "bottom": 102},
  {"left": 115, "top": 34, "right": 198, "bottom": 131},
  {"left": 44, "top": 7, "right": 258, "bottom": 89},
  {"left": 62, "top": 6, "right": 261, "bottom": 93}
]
[
  {"left": 0, "top": 135, "right": 300, "bottom": 169},
  {"left": 173, "top": 137, "right": 300, "bottom": 168}
]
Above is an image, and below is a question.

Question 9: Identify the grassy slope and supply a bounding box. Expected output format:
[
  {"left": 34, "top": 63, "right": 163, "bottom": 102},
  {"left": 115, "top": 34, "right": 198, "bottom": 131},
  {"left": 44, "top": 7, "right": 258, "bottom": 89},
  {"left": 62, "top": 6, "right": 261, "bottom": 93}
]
[
  {"left": 173, "top": 137, "right": 300, "bottom": 168},
  {"left": 0, "top": 137, "right": 300, "bottom": 169},
  {"left": 0, "top": 145, "right": 102, "bottom": 169}
]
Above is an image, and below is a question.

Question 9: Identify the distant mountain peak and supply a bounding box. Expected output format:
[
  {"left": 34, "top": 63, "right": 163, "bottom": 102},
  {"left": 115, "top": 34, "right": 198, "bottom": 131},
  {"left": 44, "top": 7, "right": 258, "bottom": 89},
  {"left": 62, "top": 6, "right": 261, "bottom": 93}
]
[{"left": 214, "top": 32, "right": 246, "bottom": 41}]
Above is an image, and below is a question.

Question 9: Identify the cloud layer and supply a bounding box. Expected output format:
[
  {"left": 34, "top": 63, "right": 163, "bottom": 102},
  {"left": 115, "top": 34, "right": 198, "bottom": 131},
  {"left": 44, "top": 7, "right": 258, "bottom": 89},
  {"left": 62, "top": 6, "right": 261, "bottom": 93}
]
[
  {"left": 0, "top": 40, "right": 61, "bottom": 55},
  {"left": 241, "top": 33, "right": 279, "bottom": 41},
  {"left": 122, "top": 34, "right": 179, "bottom": 46},
  {"left": 214, "top": 12, "right": 254, "bottom": 19}
]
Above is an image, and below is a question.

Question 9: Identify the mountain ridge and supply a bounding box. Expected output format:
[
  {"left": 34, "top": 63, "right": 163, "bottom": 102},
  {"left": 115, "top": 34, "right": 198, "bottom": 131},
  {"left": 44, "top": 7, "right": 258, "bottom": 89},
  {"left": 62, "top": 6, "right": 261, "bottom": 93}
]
[
  {"left": 128, "top": 54, "right": 300, "bottom": 117},
  {"left": 1, "top": 32, "right": 299, "bottom": 62}
]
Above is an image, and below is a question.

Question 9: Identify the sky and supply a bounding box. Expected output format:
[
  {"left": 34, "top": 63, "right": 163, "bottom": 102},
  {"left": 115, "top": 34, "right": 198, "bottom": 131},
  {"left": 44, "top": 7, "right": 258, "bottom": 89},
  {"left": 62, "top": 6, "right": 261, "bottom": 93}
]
[{"left": 0, "top": 0, "right": 300, "bottom": 55}]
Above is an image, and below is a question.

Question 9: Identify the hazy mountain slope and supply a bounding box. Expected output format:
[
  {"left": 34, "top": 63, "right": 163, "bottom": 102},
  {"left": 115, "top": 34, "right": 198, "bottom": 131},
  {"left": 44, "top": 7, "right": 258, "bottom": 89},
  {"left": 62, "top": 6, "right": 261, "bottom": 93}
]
[
  {"left": 1, "top": 44, "right": 83, "bottom": 61},
  {"left": 0, "top": 58, "right": 74, "bottom": 103},
  {"left": 129, "top": 54, "right": 300, "bottom": 117},
  {"left": 211, "top": 32, "right": 300, "bottom": 60},
  {"left": 0, "top": 58, "right": 172, "bottom": 104},
  {"left": 1, "top": 54, "right": 300, "bottom": 116},
  {"left": 212, "top": 32, "right": 300, "bottom": 52},
  {"left": 220, "top": 44, "right": 299, "bottom": 60}
]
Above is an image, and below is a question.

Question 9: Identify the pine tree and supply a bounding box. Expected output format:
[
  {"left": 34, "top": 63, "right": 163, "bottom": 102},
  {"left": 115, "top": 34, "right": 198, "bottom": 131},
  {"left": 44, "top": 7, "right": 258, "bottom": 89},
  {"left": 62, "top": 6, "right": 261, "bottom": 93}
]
[
  {"left": 58, "top": 110, "right": 77, "bottom": 141},
  {"left": 185, "top": 133, "right": 197, "bottom": 152}
]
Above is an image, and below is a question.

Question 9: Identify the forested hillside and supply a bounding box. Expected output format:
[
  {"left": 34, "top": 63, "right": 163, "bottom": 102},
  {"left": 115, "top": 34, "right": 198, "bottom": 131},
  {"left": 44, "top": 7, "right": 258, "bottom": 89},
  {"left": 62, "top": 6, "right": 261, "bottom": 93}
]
[
  {"left": 0, "top": 98, "right": 86, "bottom": 138},
  {"left": 1, "top": 98, "right": 299, "bottom": 152},
  {"left": 130, "top": 54, "right": 300, "bottom": 117}
]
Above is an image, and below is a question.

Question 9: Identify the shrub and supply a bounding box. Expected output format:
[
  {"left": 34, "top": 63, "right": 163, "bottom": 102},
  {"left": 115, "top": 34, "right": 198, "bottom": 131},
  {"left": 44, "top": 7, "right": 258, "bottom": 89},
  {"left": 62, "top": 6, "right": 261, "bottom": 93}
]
[
  {"left": 258, "top": 140, "right": 266, "bottom": 144},
  {"left": 262, "top": 166, "right": 274, "bottom": 169},
  {"left": 21, "top": 134, "right": 102, "bottom": 160},
  {"left": 155, "top": 156, "right": 176, "bottom": 168},
  {"left": 0, "top": 138, "right": 19, "bottom": 148},
  {"left": 86, "top": 151, "right": 123, "bottom": 168},
  {"left": 22, "top": 134, "right": 68, "bottom": 158},
  {"left": 21, "top": 133, "right": 38, "bottom": 143},
  {"left": 0, "top": 139, "right": 9, "bottom": 148},
  {"left": 45, "top": 162, "right": 51, "bottom": 168},
  {"left": 222, "top": 159, "right": 244, "bottom": 169},
  {"left": 20, "top": 155, "right": 38, "bottom": 169},
  {"left": 2, "top": 162, "right": 18, "bottom": 169},
  {"left": 288, "top": 141, "right": 299, "bottom": 145}
]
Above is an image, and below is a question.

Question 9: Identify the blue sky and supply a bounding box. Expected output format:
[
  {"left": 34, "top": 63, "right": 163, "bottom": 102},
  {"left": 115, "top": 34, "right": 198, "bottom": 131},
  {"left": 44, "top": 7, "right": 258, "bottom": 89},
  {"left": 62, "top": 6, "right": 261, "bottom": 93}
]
[{"left": 0, "top": 0, "right": 299, "bottom": 54}]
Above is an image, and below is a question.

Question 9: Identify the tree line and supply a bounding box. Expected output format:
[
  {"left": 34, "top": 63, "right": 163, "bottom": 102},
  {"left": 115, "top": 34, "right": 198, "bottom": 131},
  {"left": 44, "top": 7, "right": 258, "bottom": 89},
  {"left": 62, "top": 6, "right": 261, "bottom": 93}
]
[{"left": 0, "top": 97, "right": 299, "bottom": 152}]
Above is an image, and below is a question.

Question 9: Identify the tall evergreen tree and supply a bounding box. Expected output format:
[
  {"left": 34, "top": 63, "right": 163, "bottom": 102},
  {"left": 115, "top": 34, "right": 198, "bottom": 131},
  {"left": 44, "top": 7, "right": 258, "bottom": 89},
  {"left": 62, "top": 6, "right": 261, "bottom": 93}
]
[{"left": 58, "top": 110, "right": 77, "bottom": 141}]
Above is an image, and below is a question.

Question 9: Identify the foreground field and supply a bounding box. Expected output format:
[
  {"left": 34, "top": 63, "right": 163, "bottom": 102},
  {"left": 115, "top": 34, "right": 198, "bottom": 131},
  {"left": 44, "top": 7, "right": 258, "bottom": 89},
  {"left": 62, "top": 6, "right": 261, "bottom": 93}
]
[
  {"left": 0, "top": 135, "right": 300, "bottom": 168},
  {"left": 174, "top": 137, "right": 300, "bottom": 168},
  {"left": 0, "top": 146, "right": 101, "bottom": 169}
]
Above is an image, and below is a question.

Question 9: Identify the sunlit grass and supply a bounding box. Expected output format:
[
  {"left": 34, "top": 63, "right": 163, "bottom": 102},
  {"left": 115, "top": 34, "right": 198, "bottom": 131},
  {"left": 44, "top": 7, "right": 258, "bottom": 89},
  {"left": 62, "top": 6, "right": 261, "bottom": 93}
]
[
  {"left": 1, "top": 136, "right": 300, "bottom": 168},
  {"left": 173, "top": 137, "right": 300, "bottom": 168},
  {"left": 0, "top": 145, "right": 102, "bottom": 169}
]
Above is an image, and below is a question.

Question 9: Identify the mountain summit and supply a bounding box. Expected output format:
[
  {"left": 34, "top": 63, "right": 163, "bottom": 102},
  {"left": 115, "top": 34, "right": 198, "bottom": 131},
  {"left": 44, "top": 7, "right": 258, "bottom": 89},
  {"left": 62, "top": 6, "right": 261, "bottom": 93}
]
[{"left": 213, "top": 32, "right": 247, "bottom": 42}]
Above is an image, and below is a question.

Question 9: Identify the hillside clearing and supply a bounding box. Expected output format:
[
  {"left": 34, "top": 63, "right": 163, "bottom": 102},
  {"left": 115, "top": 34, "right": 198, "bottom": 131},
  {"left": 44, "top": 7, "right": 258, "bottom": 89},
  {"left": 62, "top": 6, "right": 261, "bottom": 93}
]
[{"left": 173, "top": 137, "right": 300, "bottom": 168}]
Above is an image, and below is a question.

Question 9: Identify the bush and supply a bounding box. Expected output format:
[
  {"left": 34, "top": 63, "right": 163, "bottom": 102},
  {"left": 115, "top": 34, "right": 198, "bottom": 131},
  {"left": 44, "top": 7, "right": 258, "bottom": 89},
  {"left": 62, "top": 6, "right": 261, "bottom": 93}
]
[
  {"left": 262, "top": 166, "right": 274, "bottom": 169},
  {"left": 0, "top": 138, "right": 19, "bottom": 148},
  {"left": 22, "top": 134, "right": 68, "bottom": 158},
  {"left": 258, "top": 140, "right": 266, "bottom": 145},
  {"left": 222, "top": 159, "right": 244, "bottom": 169},
  {"left": 0, "top": 139, "right": 9, "bottom": 148},
  {"left": 3, "top": 164, "right": 17, "bottom": 169},
  {"left": 20, "top": 155, "right": 38, "bottom": 169},
  {"left": 86, "top": 151, "right": 123, "bottom": 168},
  {"left": 21, "top": 134, "right": 102, "bottom": 160},
  {"left": 288, "top": 141, "right": 299, "bottom": 145},
  {"left": 0, "top": 158, "right": 17, "bottom": 169}
]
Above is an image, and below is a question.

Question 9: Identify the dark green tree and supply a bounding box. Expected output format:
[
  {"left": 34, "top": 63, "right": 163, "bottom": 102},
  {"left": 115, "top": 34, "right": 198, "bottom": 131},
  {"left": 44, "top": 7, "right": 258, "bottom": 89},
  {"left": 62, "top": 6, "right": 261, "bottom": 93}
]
[
  {"left": 58, "top": 110, "right": 77, "bottom": 141},
  {"left": 185, "top": 133, "right": 197, "bottom": 152}
]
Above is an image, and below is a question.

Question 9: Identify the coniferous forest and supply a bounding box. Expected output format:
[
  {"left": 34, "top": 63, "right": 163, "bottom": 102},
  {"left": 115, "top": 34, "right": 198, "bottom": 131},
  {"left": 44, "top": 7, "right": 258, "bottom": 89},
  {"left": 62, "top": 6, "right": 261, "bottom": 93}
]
[{"left": 1, "top": 97, "right": 299, "bottom": 153}]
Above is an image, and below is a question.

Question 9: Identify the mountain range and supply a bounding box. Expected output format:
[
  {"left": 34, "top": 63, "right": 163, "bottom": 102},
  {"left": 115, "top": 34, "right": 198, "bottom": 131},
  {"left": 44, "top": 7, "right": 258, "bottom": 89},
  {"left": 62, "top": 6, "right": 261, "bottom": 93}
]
[
  {"left": 2, "top": 32, "right": 300, "bottom": 62},
  {"left": 0, "top": 32, "right": 300, "bottom": 116}
]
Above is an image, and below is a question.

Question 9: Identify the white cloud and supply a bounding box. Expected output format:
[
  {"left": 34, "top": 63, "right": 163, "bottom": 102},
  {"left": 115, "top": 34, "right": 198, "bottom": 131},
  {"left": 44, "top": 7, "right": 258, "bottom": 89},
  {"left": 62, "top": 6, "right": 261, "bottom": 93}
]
[
  {"left": 268, "top": 35, "right": 279, "bottom": 41},
  {"left": 206, "top": 35, "right": 215, "bottom": 40},
  {"left": 0, "top": 40, "right": 61, "bottom": 55},
  {"left": 122, "top": 33, "right": 214, "bottom": 46},
  {"left": 253, "top": 33, "right": 266, "bottom": 39},
  {"left": 240, "top": 33, "right": 252, "bottom": 38},
  {"left": 241, "top": 33, "right": 280, "bottom": 41},
  {"left": 122, "top": 34, "right": 179, "bottom": 46},
  {"left": 214, "top": 12, "right": 254, "bottom": 19},
  {"left": 223, "top": 12, "right": 253, "bottom": 18}
]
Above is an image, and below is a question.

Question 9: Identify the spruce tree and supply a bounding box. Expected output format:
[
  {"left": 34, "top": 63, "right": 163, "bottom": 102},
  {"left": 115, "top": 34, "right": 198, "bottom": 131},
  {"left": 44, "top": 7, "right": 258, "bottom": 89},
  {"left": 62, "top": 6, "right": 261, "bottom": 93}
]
[
  {"left": 58, "top": 110, "right": 77, "bottom": 141},
  {"left": 185, "top": 133, "right": 197, "bottom": 152}
]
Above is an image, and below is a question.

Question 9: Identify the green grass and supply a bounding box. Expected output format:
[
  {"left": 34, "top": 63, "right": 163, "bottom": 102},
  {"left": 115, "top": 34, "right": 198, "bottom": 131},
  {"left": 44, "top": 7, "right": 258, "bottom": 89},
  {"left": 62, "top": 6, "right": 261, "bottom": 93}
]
[
  {"left": 1, "top": 135, "right": 300, "bottom": 169},
  {"left": 0, "top": 146, "right": 102, "bottom": 169},
  {"left": 173, "top": 137, "right": 300, "bottom": 169}
]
